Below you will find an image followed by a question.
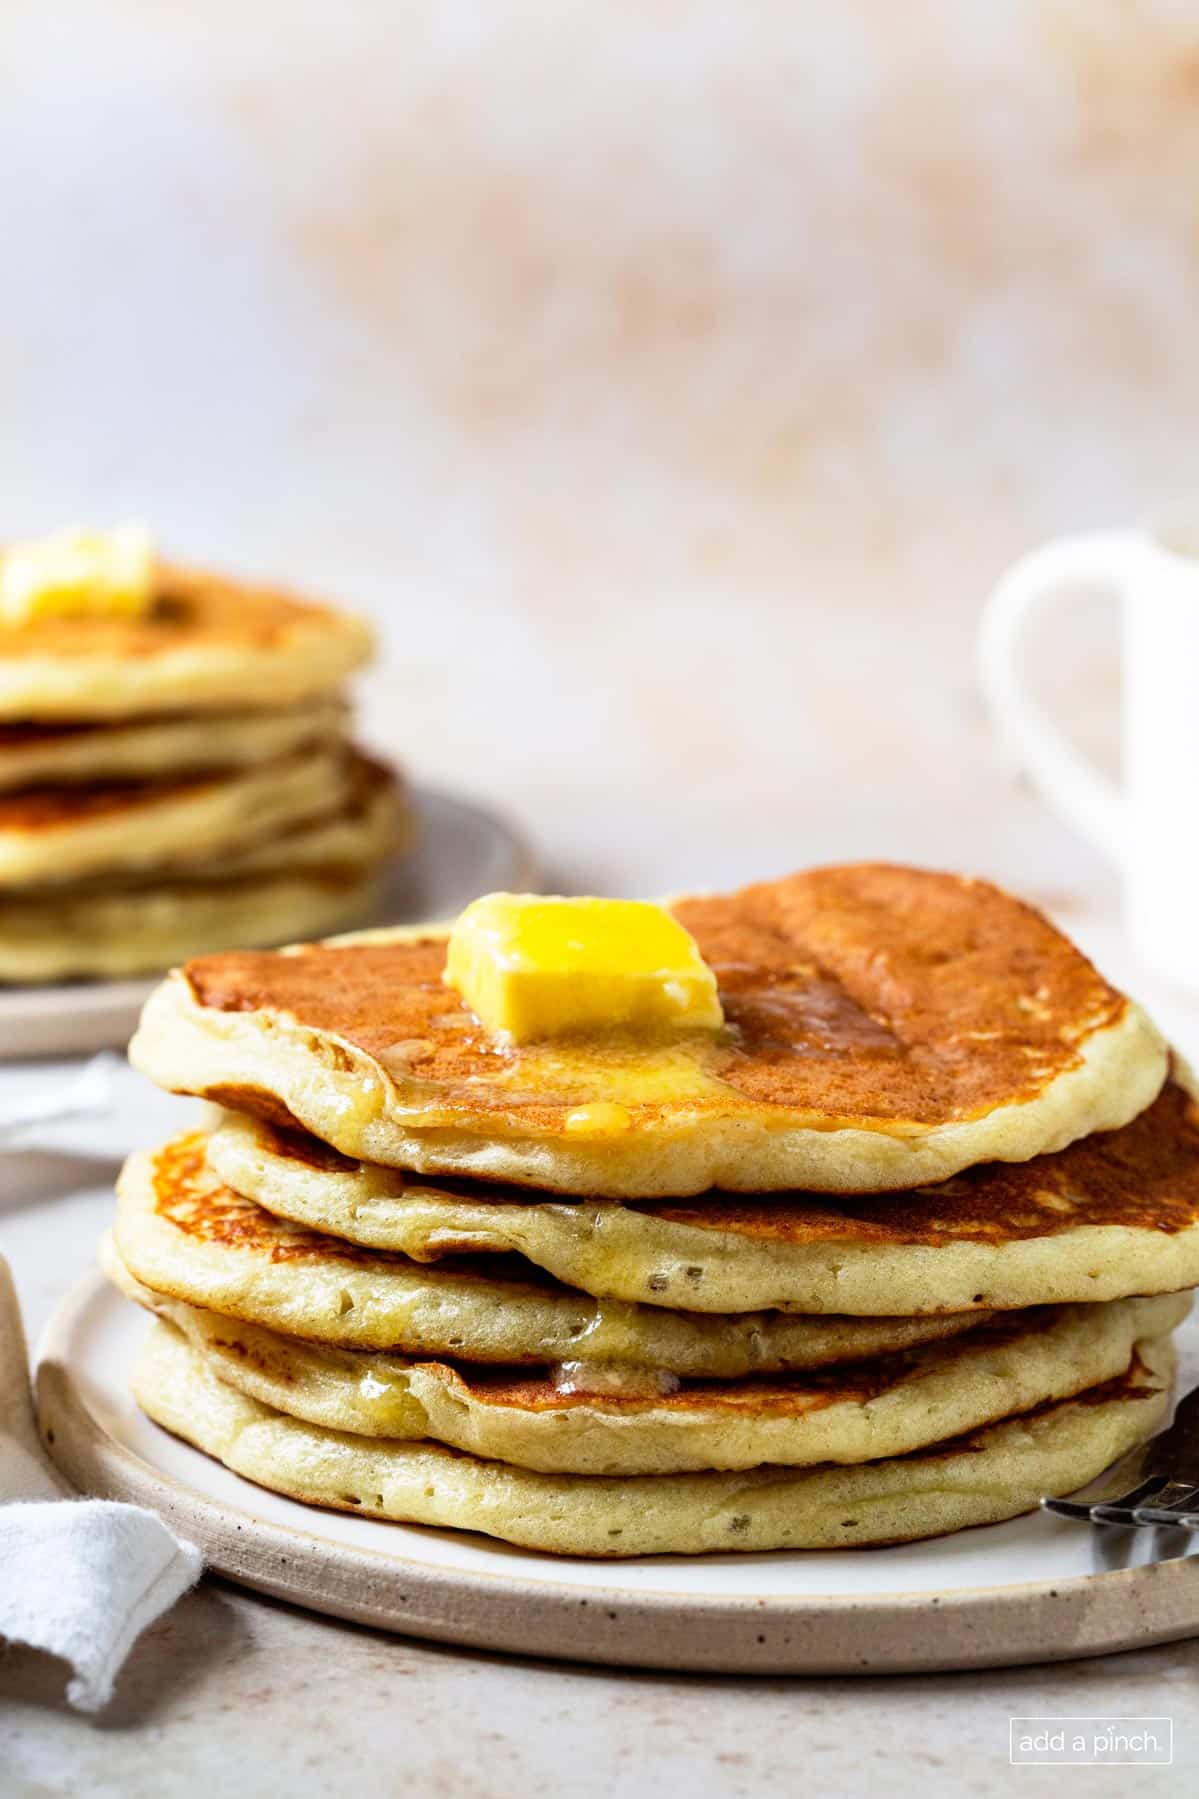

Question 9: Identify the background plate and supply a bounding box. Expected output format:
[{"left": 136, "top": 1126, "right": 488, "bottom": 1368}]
[
  {"left": 36, "top": 1270, "right": 1199, "bottom": 1676},
  {"left": 0, "top": 785, "right": 538, "bottom": 1060}
]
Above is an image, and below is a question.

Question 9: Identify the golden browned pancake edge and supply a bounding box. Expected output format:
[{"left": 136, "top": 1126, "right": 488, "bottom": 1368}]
[
  {"left": 416, "top": 1306, "right": 1100, "bottom": 1416},
  {"left": 142, "top": 1131, "right": 558, "bottom": 1291},
  {"left": 649, "top": 1076, "right": 1199, "bottom": 1244},
  {"left": 237, "top": 1075, "right": 1199, "bottom": 1249},
  {"left": 0, "top": 754, "right": 315, "bottom": 835}
]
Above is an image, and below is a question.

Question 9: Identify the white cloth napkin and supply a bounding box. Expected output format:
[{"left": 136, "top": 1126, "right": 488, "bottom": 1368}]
[{"left": 0, "top": 1255, "right": 202, "bottom": 1711}]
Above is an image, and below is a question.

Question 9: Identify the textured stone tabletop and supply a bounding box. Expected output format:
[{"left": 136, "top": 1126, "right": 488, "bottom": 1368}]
[{"left": 2, "top": 1533, "right": 1197, "bottom": 1799}]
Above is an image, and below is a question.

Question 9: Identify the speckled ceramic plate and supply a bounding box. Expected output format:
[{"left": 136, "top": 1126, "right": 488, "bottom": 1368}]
[
  {"left": 36, "top": 1270, "right": 1199, "bottom": 1675},
  {"left": 0, "top": 786, "right": 538, "bottom": 1059}
]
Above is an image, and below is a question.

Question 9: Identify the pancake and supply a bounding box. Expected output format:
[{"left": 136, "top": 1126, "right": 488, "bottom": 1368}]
[
  {"left": 0, "top": 695, "right": 348, "bottom": 790},
  {"left": 0, "top": 562, "right": 373, "bottom": 719},
  {"left": 0, "top": 866, "right": 386, "bottom": 983},
  {"left": 32, "top": 751, "right": 410, "bottom": 893},
  {"left": 128, "top": 866, "right": 1168, "bottom": 1198},
  {"left": 203, "top": 753, "right": 411, "bottom": 883},
  {"left": 107, "top": 1246, "right": 1187, "bottom": 1475},
  {"left": 131, "top": 1320, "right": 1177, "bottom": 1555},
  {"left": 112, "top": 1135, "right": 989, "bottom": 1375},
  {"left": 209, "top": 1076, "right": 1199, "bottom": 1314},
  {"left": 0, "top": 745, "right": 353, "bottom": 889}
]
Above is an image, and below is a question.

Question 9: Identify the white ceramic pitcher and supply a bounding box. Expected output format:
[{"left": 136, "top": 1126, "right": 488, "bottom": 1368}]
[{"left": 979, "top": 510, "right": 1199, "bottom": 988}]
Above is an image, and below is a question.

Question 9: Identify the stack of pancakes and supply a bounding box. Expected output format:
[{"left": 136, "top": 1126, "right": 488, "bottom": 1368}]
[
  {"left": 107, "top": 865, "right": 1199, "bottom": 1557},
  {"left": 0, "top": 562, "right": 411, "bottom": 980}
]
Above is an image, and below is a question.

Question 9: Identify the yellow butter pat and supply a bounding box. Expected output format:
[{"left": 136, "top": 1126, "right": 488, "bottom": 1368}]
[
  {"left": 444, "top": 893, "right": 724, "bottom": 1043},
  {"left": 0, "top": 522, "right": 156, "bottom": 623}
]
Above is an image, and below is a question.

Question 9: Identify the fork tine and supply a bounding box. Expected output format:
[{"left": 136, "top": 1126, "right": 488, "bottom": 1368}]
[
  {"left": 1042, "top": 1474, "right": 1168, "bottom": 1524},
  {"left": 1130, "top": 1482, "right": 1199, "bottom": 1527},
  {"left": 1041, "top": 1496, "right": 1110, "bottom": 1521},
  {"left": 1042, "top": 1376, "right": 1199, "bottom": 1529},
  {"left": 1089, "top": 1476, "right": 1176, "bottom": 1526}
]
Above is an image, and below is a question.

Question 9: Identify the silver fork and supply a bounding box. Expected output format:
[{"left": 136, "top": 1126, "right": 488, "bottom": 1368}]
[{"left": 1043, "top": 1381, "right": 1199, "bottom": 1527}]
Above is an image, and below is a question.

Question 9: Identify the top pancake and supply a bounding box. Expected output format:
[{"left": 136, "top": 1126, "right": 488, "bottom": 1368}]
[
  {"left": 0, "top": 563, "right": 373, "bottom": 720},
  {"left": 130, "top": 864, "right": 1169, "bottom": 1197}
]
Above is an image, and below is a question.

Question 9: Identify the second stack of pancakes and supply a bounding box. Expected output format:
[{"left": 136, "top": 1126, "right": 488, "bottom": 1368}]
[
  {"left": 108, "top": 865, "right": 1199, "bottom": 1556},
  {"left": 0, "top": 555, "right": 411, "bottom": 980}
]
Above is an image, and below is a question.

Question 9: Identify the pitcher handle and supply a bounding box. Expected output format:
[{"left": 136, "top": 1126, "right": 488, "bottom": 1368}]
[{"left": 977, "top": 531, "right": 1137, "bottom": 865}]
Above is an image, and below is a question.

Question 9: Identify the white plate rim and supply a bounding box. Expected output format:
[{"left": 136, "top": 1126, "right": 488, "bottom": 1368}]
[{"left": 35, "top": 1270, "right": 1199, "bottom": 1676}]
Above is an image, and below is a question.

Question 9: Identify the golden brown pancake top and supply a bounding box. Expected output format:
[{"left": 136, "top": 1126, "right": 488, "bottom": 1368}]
[
  {"left": 152, "top": 1135, "right": 373, "bottom": 1266},
  {"left": 148, "top": 1134, "right": 558, "bottom": 1293},
  {"left": 184, "top": 865, "right": 1128, "bottom": 1130},
  {"left": 0, "top": 564, "right": 351, "bottom": 661}
]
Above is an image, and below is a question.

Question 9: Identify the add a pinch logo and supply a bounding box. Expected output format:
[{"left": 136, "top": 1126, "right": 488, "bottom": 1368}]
[{"left": 1009, "top": 1717, "right": 1173, "bottom": 1766}]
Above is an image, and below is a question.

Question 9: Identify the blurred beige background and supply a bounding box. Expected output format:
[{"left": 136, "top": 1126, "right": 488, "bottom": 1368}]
[{"left": 3, "top": 0, "right": 1196, "bottom": 900}]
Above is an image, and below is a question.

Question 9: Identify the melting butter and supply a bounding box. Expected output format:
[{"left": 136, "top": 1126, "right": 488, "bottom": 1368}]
[
  {"left": 552, "top": 1360, "right": 681, "bottom": 1399},
  {"left": 327, "top": 1074, "right": 386, "bottom": 1130},
  {"left": 0, "top": 522, "right": 155, "bottom": 622},
  {"left": 564, "top": 1102, "right": 631, "bottom": 1135},
  {"left": 352, "top": 1364, "right": 423, "bottom": 1434},
  {"left": 444, "top": 892, "right": 723, "bottom": 1045},
  {"left": 489, "top": 1030, "right": 738, "bottom": 1119}
]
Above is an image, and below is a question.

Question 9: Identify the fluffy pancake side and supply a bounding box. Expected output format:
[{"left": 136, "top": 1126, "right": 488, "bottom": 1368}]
[
  {"left": 131, "top": 1320, "right": 1177, "bottom": 1555},
  {"left": 108, "top": 1244, "right": 1187, "bottom": 1474},
  {"left": 0, "top": 867, "right": 386, "bottom": 983},
  {"left": 0, "top": 695, "right": 347, "bottom": 789},
  {"left": 111, "top": 1135, "right": 989, "bottom": 1374},
  {"left": 0, "top": 746, "right": 353, "bottom": 888},
  {"left": 172, "top": 753, "right": 410, "bottom": 883},
  {"left": 208, "top": 1076, "right": 1199, "bottom": 1313}
]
